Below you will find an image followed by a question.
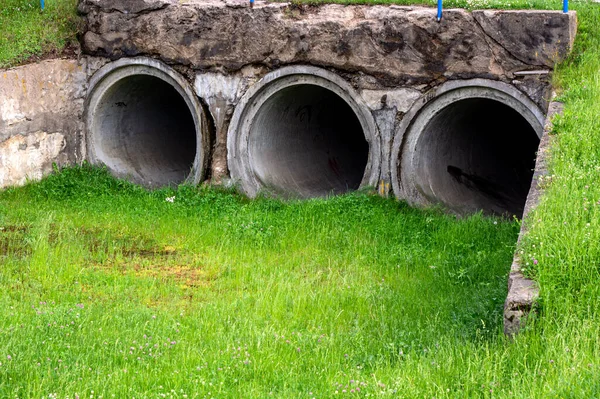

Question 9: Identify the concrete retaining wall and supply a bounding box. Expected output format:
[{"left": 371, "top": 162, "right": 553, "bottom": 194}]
[
  {"left": 0, "top": 59, "right": 91, "bottom": 188},
  {"left": 0, "top": 1, "right": 577, "bottom": 218},
  {"left": 503, "top": 98, "right": 562, "bottom": 335}
]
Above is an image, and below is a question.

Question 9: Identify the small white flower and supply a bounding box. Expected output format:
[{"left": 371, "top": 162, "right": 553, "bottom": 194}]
[{"left": 165, "top": 196, "right": 175, "bottom": 203}]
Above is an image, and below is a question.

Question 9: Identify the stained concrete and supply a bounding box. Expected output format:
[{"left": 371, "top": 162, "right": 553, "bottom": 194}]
[
  {"left": 0, "top": 132, "right": 66, "bottom": 187},
  {"left": 79, "top": 0, "right": 576, "bottom": 86},
  {"left": 194, "top": 69, "right": 258, "bottom": 184},
  {"left": 0, "top": 59, "right": 90, "bottom": 188},
  {"left": 77, "top": 2, "right": 575, "bottom": 209}
]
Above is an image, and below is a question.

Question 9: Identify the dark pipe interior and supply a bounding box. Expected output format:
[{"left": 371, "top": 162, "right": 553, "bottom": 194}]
[
  {"left": 414, "top": 98, "right": 539, "bottom": 217},
  {"left": 93, "top": 75, "right": 196, "bottom": 186},
  {"left": 248, "top": 84, "right": 369, "bottom": 198}
]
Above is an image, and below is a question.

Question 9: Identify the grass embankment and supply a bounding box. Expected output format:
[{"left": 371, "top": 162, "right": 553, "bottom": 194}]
[
  {"left": 0, "top": 166, "right": 519, "bottom": 397},
  {"left": 0, "top": 0, "right": 78, "bottom": 68}
]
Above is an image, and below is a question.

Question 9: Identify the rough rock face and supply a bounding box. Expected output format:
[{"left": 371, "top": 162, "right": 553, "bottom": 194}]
[
  {"left": 473, "top": 10, "right": 578, "bottom": 67},
  {"left": 79, "top": 0, "right": 576, "bottom": 86},
  {"left": 0, "top": 60, "right": 89, "bottom": 188}
]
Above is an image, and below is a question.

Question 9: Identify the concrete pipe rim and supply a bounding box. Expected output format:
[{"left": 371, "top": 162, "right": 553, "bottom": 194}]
[
  {"left": 85, "top": 57, "right": 208, "bottom": 187},
  {"left": 227, "top": 65, "right": 381, "bottom": 198},
  {"left": 391, "top": 78, "right": 545, "bottom": 215}
]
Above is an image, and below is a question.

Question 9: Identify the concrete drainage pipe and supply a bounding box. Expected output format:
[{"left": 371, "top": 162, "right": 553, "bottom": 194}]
[
  {"left": 393, "top": 79, "right": 544, "bottom": 217},
  {"left": 228, "top": 66, "right": 380, "bottom": 198},
  {"left": 86, "top": 58, "right": 209, "bottom": 187}
]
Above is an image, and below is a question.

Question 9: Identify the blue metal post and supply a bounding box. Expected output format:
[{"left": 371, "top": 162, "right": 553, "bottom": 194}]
[
  {"left": 41, "top": 0, "right": 45, "bottom": 10},
  {"left": 250, "top": 0, "right": 254, "bottom": 8},
  {"left": 563, "top": 0, "right": 568, "bottom": 13},
  {"left": 437, "top": 0, "right": 442, "bottom": 21}
]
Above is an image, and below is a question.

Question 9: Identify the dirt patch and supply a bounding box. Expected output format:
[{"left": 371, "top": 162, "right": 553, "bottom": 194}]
[
  {"left": 77, "top": 226, "right": 175, "bottom": 259},
  {"left": 0, "top": 225, "right": 28, "bottom": 233},
  {"left": 0, "top": 224, "right": 31, "bottom": 257},
  {"left": 92, "top": 256, "right": 220, "bottom": 289},
  {"left": 76, "top": 226, "right": 218, "bottom": 287},
  {"left": 12, "top": 42, "right": 80, "bottom": 69},
  {"left": 133, "top": 264, "right": 219, "bottom": 288}
]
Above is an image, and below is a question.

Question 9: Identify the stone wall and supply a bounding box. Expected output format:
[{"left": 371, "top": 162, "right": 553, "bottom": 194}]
[{"left": 79, "top": 0, "right": 576, "bottom": 86}]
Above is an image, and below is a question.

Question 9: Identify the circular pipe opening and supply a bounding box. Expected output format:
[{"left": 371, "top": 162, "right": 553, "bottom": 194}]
[
  {"left": 394, "top": 80, "right": 544, "bottom": 217},
  {"left": 249, "top": 84, "right": 369, "bottom": 198},
  {"left": 86, "top": 58, "right": 207, "bottom": 187},
  {"left": 228, "top": 66, "right": 380, "bottom": 198},
  {"left": 415, "top": 98, "right": 539, "bottom": 216},
  {"left": 93, "top": 75, "right": 196, "bottom": 185}
]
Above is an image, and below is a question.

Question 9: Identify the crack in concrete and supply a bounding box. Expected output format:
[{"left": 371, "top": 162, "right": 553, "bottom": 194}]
[{"left": 472, "top": 13, "right": 547, "bottom": 69}]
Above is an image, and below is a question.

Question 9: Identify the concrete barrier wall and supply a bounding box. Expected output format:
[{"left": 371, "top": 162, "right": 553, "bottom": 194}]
[
  {"left": 0, "top": 1, "right": 577, "bottom": 217},
  {"left": 1, "top": 59, "right": 89, "bottom": 188}
]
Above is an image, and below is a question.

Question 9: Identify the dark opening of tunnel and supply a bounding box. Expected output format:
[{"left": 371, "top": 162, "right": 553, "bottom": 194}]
[
  {"left": 92, "top": 75, "right": 197, "bottom": 186},
  {"left": 248, "top": 84, "right": 369, "bottom": 198},
  {"left": 414, "top": 98, "right": 540, "bottom": 217}
]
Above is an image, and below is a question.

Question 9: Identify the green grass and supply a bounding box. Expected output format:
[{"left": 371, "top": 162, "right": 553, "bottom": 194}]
[
  {"left": 0, "top": 165, "right": 523, "bottom": 398},
  {"left": 515, "top": 0, "right": 600, "bottom": 374},
  {"left": 0, "top": 0, "right": 78, "bottom": 68},
  {"left": 3, "top": 0, "right": 600, "bottom": 397}
]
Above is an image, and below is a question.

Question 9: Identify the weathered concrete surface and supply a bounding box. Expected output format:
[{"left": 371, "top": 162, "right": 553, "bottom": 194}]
[
  {"left": 0, "top": 132, "right": 66, "bottom": 187},
  {"left": 0, "top": 1, "right": 577, "bottom": 206},
  {"left": 75, "top": 0, "right": 576, "bottom": 191},
  {"left": 194, "top": 68, "right": 260, "bottom": 183},
  {"left": 79, "top": 0, "right": 576, "bottom": 86},
  {"left": 0, "top": 59, "right": 90, "bottom": 188},
  {"left": 472, "top": 11, "right": 577, "bottom": 67},
  {"left": 227, "top": 65, "right": 380, "bottom": 198},
  {"left": 503, "top": 99, "right": 562, "bottom": 335},
  {"left": 512, "top": 72, "right": 553, "bottom": 112}
]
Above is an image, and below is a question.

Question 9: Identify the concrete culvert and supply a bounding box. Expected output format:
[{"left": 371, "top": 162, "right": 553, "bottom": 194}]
[
  {"left": 86, "top": 58, "right": 208, "bottom": 187},
  {"left": 395, "top": 80, "right": 545, "bottom": 217},
  {"left": 228, "top": 66, "right": 380, "bottom": 198},
  {"left": 249, "top": 84, "right": 369, "bottom": 198}
]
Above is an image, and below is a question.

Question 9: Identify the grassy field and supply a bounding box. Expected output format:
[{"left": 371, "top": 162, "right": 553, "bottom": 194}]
[
  {"left": 0, "top": 167, "right": 522, "bottom": 398},
  {"left": 2, "top": 0, "right": 600, "bottom": 397}
]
